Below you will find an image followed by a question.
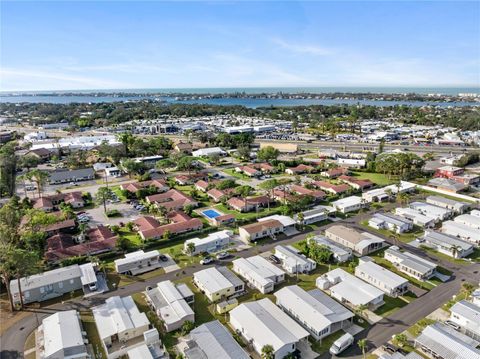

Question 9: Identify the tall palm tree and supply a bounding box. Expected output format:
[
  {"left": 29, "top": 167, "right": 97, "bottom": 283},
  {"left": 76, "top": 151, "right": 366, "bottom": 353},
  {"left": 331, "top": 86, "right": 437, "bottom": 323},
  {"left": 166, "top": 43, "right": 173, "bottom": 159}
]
[
  {"left": 25, "top": 169, "right": 49, "bottom": 199},
  {"left": 358, "top": 339, "right": 367, "bottom": 359}
]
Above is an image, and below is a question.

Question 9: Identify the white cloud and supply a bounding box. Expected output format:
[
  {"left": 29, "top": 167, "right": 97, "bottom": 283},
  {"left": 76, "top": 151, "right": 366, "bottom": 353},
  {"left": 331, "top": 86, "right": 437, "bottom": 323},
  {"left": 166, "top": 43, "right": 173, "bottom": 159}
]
[{"left": 272, "top": 38, "right": 333, "bottom": 56}]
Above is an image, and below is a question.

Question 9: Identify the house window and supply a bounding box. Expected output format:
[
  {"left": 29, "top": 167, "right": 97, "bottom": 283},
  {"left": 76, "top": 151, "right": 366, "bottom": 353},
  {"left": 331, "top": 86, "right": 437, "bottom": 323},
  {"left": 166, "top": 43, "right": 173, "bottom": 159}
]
[{"left": 58, "top": 282, "right": 63, "bottom": 289}]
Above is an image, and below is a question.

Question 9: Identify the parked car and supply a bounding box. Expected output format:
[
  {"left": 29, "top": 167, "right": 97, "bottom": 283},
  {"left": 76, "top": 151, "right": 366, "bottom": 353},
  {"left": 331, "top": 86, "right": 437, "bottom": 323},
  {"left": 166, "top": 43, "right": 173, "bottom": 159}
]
[
  {"left": 200, "top": 257, "right": 214, "bottom": 265},
  {"left": 216, "top": 252, "right": 230, "bottom": 260},
  {"left": 382, "top": 344, "right": 398, "bottom": 354},
  {"left": 444, "top": 320, "right": 460, "bottom": 331},
  {"left": 329, "top": 333, "right": 354, "bottom": 355},
  {"left": 268, "top": 254, "right": 281, "bottom": 264},
  {"left": 159, "top": 254, "right": 168, "bottom": 262}
]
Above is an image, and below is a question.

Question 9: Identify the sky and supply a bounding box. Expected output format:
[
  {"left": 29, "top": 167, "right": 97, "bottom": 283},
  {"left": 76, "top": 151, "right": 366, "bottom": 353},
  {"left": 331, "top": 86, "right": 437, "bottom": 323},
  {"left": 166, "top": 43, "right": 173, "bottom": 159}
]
[{"left": 1, "top": 1, "right": 479, "bottom": 91}]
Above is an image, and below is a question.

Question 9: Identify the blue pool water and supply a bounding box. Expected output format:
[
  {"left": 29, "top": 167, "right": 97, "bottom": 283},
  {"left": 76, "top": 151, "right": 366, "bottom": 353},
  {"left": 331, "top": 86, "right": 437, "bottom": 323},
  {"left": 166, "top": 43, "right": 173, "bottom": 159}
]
[{"left": 202, "top": 209, "right": 222, "bottom": 219}]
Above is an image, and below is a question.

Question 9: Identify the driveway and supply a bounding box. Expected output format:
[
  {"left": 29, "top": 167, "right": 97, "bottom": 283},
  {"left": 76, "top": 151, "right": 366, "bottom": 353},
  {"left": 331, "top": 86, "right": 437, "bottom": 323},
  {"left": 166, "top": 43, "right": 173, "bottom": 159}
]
[{"left": 86, "top": 202, "right": 141, "bottom": 226}]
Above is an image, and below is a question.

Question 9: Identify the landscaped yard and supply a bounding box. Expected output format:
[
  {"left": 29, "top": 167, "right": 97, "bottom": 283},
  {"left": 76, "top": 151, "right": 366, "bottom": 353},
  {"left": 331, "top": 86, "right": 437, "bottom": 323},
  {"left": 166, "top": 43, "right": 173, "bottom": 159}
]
[
  {"left": 309, "top": 330, "right": 344, "bottom": 355},
  {"left": 374, "top": 296, "right": 409, "bottom": 317},
  {"left": 214, "top": 203, "right": 283, "bottom": 222},
  {"left": 421, "top": 246, "right": 472, "bottom": 265},
  {"left": 351, "top": 171, "right": 396, "bottom": 186}
]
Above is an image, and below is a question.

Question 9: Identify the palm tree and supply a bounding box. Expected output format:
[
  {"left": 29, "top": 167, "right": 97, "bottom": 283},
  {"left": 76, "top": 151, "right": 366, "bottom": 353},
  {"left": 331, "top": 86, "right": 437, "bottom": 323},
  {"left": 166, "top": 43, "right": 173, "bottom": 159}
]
[
  {"left": 25, "top": 169, "right": 49, "bottom": 199},
  {"left": 261, "top": 344, "right": 274, "bottom": 359},
  {"left": 358, "top": 339, "right": 367, "bottom": 359}
]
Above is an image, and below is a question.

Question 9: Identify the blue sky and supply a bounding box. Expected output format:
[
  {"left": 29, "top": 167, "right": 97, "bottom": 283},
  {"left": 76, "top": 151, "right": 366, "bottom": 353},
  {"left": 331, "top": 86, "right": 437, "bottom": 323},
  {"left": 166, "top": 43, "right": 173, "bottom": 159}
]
[{"left": 1, "top": 1, "right": 479, "bottom": 91}]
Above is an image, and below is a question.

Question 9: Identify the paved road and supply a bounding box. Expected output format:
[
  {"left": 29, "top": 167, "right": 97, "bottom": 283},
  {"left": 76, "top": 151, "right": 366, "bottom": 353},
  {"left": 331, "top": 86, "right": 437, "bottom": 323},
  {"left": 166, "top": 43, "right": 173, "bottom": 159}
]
[{"left": 1, "top": 210, "right": 479, "bottom": 359}]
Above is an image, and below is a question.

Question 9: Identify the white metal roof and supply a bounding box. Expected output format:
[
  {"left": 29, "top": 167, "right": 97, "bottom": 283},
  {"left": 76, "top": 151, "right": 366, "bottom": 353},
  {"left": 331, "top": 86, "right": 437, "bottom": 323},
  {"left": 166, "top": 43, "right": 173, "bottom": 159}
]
[
  {"left": 194, "top": 267, "right": 243, "bottom": 294},
  {"left": 450, "top": 300, "right": 480, "bottom": 336},
  {"left": 42, "top": 310, "right": 86, "bottom": 358},
  {"left": 230, "top": 298, "right": 309, "bottom": 352},
  {"left": 385, "top": 247, "right": 436, "bottom": 275},
  {"left": 275, "top": 245, "right": 311, "bottom": 267},
  {"left": 442, "top": 221, "right": 479, "bottom": 243},
  {"left": 114, "top": 250, "right": 160, "bottom": 267},
  {"left": 10, "top": 264, "right": 82, "bottom": 293},
  {"left": 258, "top": 214, "right": 296, "bottom": 227},
  {"left": 332, "top": 196, "right": 362, "bottom": 208},
  {"left": 275, "top": 285, "right": 353, "bottom": 333},
  {"left": 309, "top": 235, "right": 352, "bottom": 258},
  {"left": 453, "top": 214, "right": 480, "bottom": 229},
  {"left": 355, "top": 260, "right": 408, "bottom": 289},
  {"left": 185, "top": 230, "right": 232, "bottom": 247},
  {"left": 423, "top": 231, "right": 473, "bottom": 251},
  {"left": 410, "top": 201, "right": 451, "bottom": 220}
]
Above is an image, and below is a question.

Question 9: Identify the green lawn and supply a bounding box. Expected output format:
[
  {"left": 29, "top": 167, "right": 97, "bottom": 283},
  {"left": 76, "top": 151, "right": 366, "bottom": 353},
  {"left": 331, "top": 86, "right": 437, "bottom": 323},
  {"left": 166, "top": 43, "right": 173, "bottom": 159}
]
[
  {"left": 421, "top": 246, "right": 471, "bottom": 265},
  {"left": 351, "top": 171, "right": 396, "bottom": 186},
  {"left": 81, "top": 312, "right": 107, "bottom": 359},
  {"left": 407, "top": 318, "right": 436, "bottom": 337},
  {"left": 309, "top": 330, "right": 343, "bottom": 355},
  {"left": 110, "top": 185, "right": 128, "bottom": 201},
  {"left": 214, "top": 203, "right": 283, "bottom": 222},
  {"left": 118, "top": 228, "right": 143, "bottom": 247},
  {"left": 374, "top": 296, "right": 409, "bottom": 317},
  {"left": 223, "top": 168, "right": 252, "bottom": 181},
  {"left": 418, "top": 189, "right": 477, "bottom": 204}
]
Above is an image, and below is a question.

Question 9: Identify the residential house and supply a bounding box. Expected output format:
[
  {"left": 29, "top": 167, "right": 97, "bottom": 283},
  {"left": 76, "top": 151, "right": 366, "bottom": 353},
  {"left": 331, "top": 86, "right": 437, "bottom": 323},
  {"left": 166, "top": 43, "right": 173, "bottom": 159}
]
[
  {"left": 232, "top": 255, "right": 285, "bottom": 294},
  {"left": 313, "top": 181, "right": 351, "bottom": 195},
  {"left": 229, "top": 298, "right": 309, "bottom": 359},
  {"left": 421, "top": 231, "right": 474, "bottom": 258},
  {"left": 294, "top": 206, "right": 331, "bottom": 225},
  {"left": 146, "top": 189, "right": 198, "bottom": 211},
  {"left": 176, "top": 320, "right": 249, "bottom": 359},
  {"left": 324, "top": 225, "right": 385, "bottom": 255},
  {"left": 355, "top": 257, "right": 409, "bottom": 297},
  {"left": 26, "top": 148, "right": 51, "bottom": 162},
  {"left": 427, "top": 178, "right": 468, "bottom": 193},
  {"left": 48, "top": 168, "right": 95, "bottom": 184},
  {"left": 194, "top": 180, "right": 209, "bottom": 192},
  {"left": 309, "top": 235, "right": 352, "bottom": 262},
  {"left": 207, "top": 188, "right": 228, "bottom": 203},
  {"left": 395, "top": 207, "right": 436, "bottom": 228},
  {"left": 453, "top": 214, "right": 480, "bottom": 229},
  {"left": 319, "top": 167, "right": 349, "bottom": 179},
  {"left": 10, "top": 263, "right": 99, "bottom": 305},
  {"left": 210, "top": 213, "right": 235, "bottom": 227},
  {"left": 145, "top": 280, "right": 195, "bottom": 333},
  {"left": 36, "top": 310, "right": 88, "bottom": 359},
  {"left": 120, "top": 179, "right": 168, "bottom": 194},
  {"left": 285, "top": 164, "right": 314, "bottom": 175},
  {"left": 139, "top": 215, "right": 203, "bottom": 241},
  {"left": 368, "top": 213, "right": 413, "bottom": 233},
  {"left": 316, "top": 268, "right": 384, "bottom": 310},
  {"left": 238, "top": 215, "right": 295, "bottom": 242},
  {"left": 192, "top": 147, "right": 226, "bottom": 157},
  {"left": 174, "top": 142, "right": 193, "bottom": 154},
  {"left": 226, "top": 195, "right": 271, "bottom": 212},
  {"left": 275, "top": 285, "right": 353, "bottom": 341},
  {"left": 33, "top": 191, "right": 85, "bottom": 212},
  {"left": 235, "top": 165, "right": 261, "bottom": 177},
  {"left": 409, "top": 202, "right": 453, "bottom": 222},
  {"left": 384, "top": 246, "right": 436, "bottom": 281},
  {"left": 426, "top": 196, "right": 471, "bottom": 214},
  {"left": 193, "top": 266, "right": 244, "bottom": 302},
  {"left": 338, "top": 175, "right": 374, "bottom": 191},
  {"left": 174, "top": 173, "right": 208, "bottom": 185},
  {"left": 92, "top": 296, "right": 155, "bottom": 359},
  {"left": 331, "top": 196, "right": 365, "bottom": 213},
  {"left": 274, "top": 245, "right": 317, "bottom": 274},
  {"left": 336, "top": 158, "right": 365, "bottom": 168},
  {"left": 114, "top": 250, "right": 163, "bottom": 276},
  {"left": 184, "top": 230, "right": 232, "bottom": 256},
  {"left": 449, "top": 300, "right": 480, "bottom": 341},
  {"left": 414, "top": 323, "right": 480, "bottom": 359},
  {"left": 442, "top": 221, "right": 480, "bottom": 245},
  {"left": 290, "top": 184, "right": 326, "bottom": 201}
]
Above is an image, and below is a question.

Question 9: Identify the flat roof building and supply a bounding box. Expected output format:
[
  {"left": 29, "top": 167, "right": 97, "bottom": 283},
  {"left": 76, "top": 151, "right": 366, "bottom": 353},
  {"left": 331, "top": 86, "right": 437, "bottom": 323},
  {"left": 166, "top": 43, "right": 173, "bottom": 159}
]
[
  {"left": 355, "top": 257, "right": 409, "bottom": 297},
  {"left": 368, "top": 213, "right": 413, "bottom": 234},
  {"left": 184, "top": 230, "right": 232, "bottom": 256},
  {"left": 230, "top": 298, "right": 309, "bottom": 359},
  {"left": 409, "top": 202, "right": 453, "bottom": 222},
  {"left": 421, "top": 231, "right": 474, "bottom": 258},
  {"left": 193, "top": 266, "right": 244, "bottom": 302},
  {"left": 324, "top": 225, "right": 385, "bottom": 256},
  {"left": 384, "top": 246, "right": 437, "bottom": 281},
  {"left": 442, "top": 221, "right": 480, "bottom": 245},
  {"left": 232, "top": 255, "right": 285, "bottom": 294},
  {"left": 426, "top": 196, "right": 471, "bottom": 214},
  {"left": 275, "top": 285, "right": 353, "bottom": 341},
  {"left": 395, "top": 207, "right": 436, "bottom": 228},
  {"left": 274, "top": 245, "right": 317, "bottom": 274},
  {"left": 308, "top": 235, "right": 352, "bottom": 263},
  {"left": 450, "top": 300, "right": 480, "bottom": 341},
  {"left": 114, "top": 250, "right": 163, "bottom": 276},
  {"left": 453, "top": 214, "right": 480, "bottom": 230},
  {"left": 331, "top": 196, "right": 365, "bottom": 214}
]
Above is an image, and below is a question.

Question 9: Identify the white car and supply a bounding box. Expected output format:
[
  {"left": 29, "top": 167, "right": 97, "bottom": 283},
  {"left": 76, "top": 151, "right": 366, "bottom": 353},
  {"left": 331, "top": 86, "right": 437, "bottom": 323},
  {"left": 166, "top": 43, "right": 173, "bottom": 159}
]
[{"left": 200, "top": 257, "right": 214, "bottom": 265}]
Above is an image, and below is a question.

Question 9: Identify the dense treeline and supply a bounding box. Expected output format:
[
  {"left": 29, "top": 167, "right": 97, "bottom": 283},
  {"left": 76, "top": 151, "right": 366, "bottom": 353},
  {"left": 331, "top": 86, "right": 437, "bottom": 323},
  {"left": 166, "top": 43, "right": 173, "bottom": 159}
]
[{"left": 1, "top": 101, "right": 479, "bottom": 130}]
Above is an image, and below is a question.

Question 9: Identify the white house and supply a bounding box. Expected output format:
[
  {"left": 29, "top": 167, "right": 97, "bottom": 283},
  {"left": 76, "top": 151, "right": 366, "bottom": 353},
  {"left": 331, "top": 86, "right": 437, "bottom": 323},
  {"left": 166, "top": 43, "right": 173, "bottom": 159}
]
[
  {"left": 331, "top": 196, "right": 365, "bottom": 214},
  {"left": 395, "top": 207, "right": 436, "bottom": 228},
  {"left": 426, "top": 196, "right": 470, "bottom": 214},
  {"left": 145, "top": 280, "right": 195, "bottom": 333},
  {"left": 362, "top": 182, "right": 416, "bottom": 203},
  {"left": 415, "top": 323, "right": 480, "bottom": 359},
  {"left": 176, "top": 320, "right": 250, "bottom": 359},
  {"left": 232, "top": 256, "right": 285, "bottom": 294},
  {"left": 229, "top": 298, "right": 309, "bottom": 359},
  {"left": 324, "top": 225, "right": 385, "bottom": 256},
  {"left": 453, "top": 214, "right": 480, "bottom": 229},
  {"left": 114, "top": 250, "right": 163, "bottom": 276},
  {"left": 308, "top": 235, "right": 352, "bottom": 263},
  {"left": 355, "top": 257, "right": 409, "bottom": 297},
  {"left": 184, "top": 230, "right": 232, "bottom": 256},
  {"left": 384, "top": 246, "right": 436, "bottom": 281},
  {"left": 193, "top": 266, "right": 244, "bottom": 302},
  {"left": 337, "top": 158, "right": 366, "bottom": 168},
  {"left": 421, "top": 231, "right": 474, "bottom": 258},
  {"left": 275, "top": 285, "right": 353, "bottom": 341},
  {"left": 316, "top": 268, "right": 384, "bottom": 310},
  {"left": 294, "top": 207, "right": 330, "bottom": 225},
  {"left": 471, "top": 209, "right": 480, "bottom": 218},
  {"left": 442, "top": 221, "right": 480, "bottom": 245},
  {"left": 409, "top": 202, "right": 453, "bottom": 222},
  {"left": 450, "top": 300, "right": 480, "bottom": 341},
  {"left": 274, "top": 245, "right": 317, "bottom": 274},
  {"left": 92, "top": 296, "right": 154, "bottom": 359},
  {"left": 192, "top": 147, "right": 226, "bottom": 157},
  {"left": 368, "top": 213, "right": 413, "bottom": 233},
  {"left": 36, "top": 310, "right": 88, "bottom": 359}
]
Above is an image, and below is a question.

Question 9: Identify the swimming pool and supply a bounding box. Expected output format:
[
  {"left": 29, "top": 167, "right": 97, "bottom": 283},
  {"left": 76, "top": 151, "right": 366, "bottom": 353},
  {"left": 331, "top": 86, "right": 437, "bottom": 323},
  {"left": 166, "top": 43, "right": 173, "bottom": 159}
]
[{"left": 202, "top": 209, "right": 222, "bottom": 219}]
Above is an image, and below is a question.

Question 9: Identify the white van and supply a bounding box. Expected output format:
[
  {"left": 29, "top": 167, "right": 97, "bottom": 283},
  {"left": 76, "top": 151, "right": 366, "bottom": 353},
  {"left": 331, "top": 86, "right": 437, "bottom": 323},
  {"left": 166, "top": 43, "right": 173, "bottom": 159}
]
[{"left": 329, "top": 333, "right": 354, "bottom": 355}]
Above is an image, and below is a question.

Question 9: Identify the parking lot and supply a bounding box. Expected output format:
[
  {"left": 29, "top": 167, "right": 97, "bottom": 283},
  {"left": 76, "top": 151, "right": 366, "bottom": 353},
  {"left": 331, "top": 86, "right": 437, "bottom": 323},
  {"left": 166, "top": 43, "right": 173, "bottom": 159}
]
[{"left": 83, "top": 202, "right": 142, "bottom": 226}]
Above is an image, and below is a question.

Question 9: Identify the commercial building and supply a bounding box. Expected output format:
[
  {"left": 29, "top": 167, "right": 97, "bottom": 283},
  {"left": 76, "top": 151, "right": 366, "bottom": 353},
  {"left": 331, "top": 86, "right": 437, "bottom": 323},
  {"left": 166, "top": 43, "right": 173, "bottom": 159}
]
[
  {"left": 114, "top": 250, "right": 163, "bottom": 276},
  {"left": 308, "top": 235, "right": 352, "bottom": 263},
  {"left": 229, "top": 298, "right": 309, "bottom": 359},
  {"left": 232, "top": 255, "right": 285, "bottom": 294},
  {"left": 36, "top": 310, "right": 88, "bottom": 359},
  {"left": 145, "top": 280, "right": 195, "bottom": 333},
  {"left": 316, "top": 268, "right": 384, "bottom": 310},
  {"left": 324, "top": 225, "right": 385, "bottom": 256},
  {"left": 184, "top": 230, "right": 232, "bottom": 256},
  {"left": 384, "top": 246, "right": 437, "bottom": 281},
  {"left": 275, "top": 285, "right": 353, "bottom": 341},
  {"left": 368, "top": 213, "right": 413, "bottom": 233},
  {"left": 355, "top": 257, "right": 409, "bottom": 297},
  {"left": 92, "top": 296, "right": 155, "bottom": 359},
  {"left": 274, "top": 245, "right": 317, "bottom": 274},
  {"left": 331, "top": 196, "right": 365, "bottom": 213},
  {"left": 420, "top": 231, "right": 474, "bottom": 258},
  {"left": 415, "top": 323, "right": 480, "bottom": 359},
  {"left": 193, "top": 266, "right": 244, "bottom": 302},
  {"left": 176, "top": 320, "right": 250, "bottom": 359},
  {"left": 450, "top": 300, "right": 480, "bottom": 341},
  {"left": 10, "top": 263, "right": 99, "bottom": 306}
]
